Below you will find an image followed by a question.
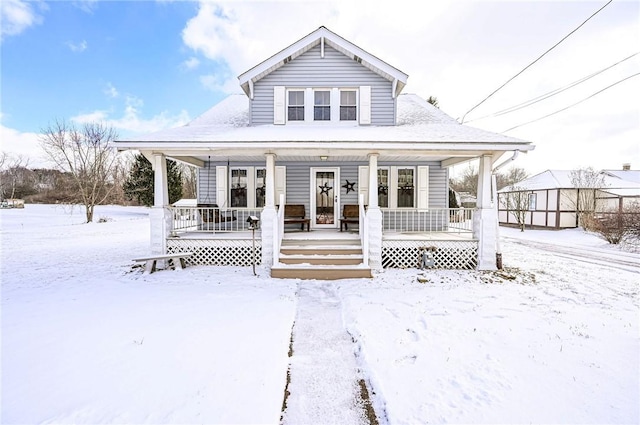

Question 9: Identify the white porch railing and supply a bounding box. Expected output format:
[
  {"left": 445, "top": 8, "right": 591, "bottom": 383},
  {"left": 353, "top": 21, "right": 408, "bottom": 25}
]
[
  {"left": 169, "top": 206, "right": 263, "bottom": 233},
  {"left": 382, "top": 208, "right": 476, "bottom": 233},
  {"left": 359, "top": 194, "right": 369, "bottom": 266},
  {"left": 273, "top": 194, "right": 286, "bottom": 265}
]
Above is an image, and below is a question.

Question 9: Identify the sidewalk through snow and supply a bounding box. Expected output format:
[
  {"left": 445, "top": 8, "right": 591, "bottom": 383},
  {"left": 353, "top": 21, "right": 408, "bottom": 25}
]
[{"left": 281, "top": 281, "right": 374, "bottom": 425}]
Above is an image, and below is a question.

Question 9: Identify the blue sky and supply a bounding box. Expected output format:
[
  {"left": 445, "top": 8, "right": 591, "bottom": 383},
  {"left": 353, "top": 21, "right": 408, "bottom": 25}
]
[{"left": 1, "top": 0, "right": 638, "bottom": 174}]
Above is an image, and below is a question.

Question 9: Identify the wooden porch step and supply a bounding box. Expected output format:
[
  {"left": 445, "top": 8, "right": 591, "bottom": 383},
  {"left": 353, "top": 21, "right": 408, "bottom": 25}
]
[
  {"left": 271, "top": 264, "right": 372, "bottom": 280},
  {"left": 279, "top": 253, "right": 363, "bottom": 265},
  {"left": 280, "top": 246, "right": 363, "bottom": 256},
  {"left": 273, "top": 237, "right": 371, "bottom": 279}
]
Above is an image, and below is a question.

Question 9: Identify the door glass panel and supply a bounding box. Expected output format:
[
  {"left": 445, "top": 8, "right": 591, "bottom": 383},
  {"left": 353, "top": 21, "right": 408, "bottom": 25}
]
[{"left": 316, "top": 171, "right": 335, "bottom": 225}]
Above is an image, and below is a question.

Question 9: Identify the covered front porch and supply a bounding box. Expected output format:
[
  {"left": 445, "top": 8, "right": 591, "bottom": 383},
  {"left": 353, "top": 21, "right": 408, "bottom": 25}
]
[{"left": 165, "top": 204, "right": 478, "bottom": 270}]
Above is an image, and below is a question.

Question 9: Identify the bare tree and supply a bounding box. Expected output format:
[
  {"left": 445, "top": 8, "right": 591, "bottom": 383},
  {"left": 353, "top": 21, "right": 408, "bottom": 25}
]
[
  {"left": 567, "top": 167, "right": 607, "bottom": 229},
  {"left": 0, "top": 152, "right": 32, "bottom": 200},
  {"left": 500, "top": 186, "right": 530, "bottom": 231},
  {"left": 179, "top": 163, "right": 198, "bottom": 199},
  {"left": 450, "top": 163, "right": 478, "bottom": 197},
  {"left": 496, "top": 166, "right": 529, "bottom": 190},
  {"left": 40, "top": 120, "right": 120, "bottom": 223}
]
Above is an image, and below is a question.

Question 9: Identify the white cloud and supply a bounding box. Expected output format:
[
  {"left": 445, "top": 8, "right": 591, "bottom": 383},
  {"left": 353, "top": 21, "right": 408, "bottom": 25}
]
[
  {"left": 72, "top": 0, "right": 99, "bottom": 14},
  {"left": 71, "top": 95, "right": 191, "bottom": 135},
  {"left": 0, "top": 125, "right": 49, "bottom": 168},
  {"left": 0, "top": 0, "right": 45, "bottom": 41},
  {"left": 104, "top": 82, "right": 119, "bottom": 98},
  {"left": 66, "top": 40, "right": 88, "bottom": 52},
  {"left": 181, "top": 56, "right": 200, "bottom": 70}
]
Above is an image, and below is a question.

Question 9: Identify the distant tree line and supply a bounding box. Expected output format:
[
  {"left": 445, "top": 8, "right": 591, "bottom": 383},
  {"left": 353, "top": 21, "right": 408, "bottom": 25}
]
[{"left": 1, "top": 121, "right": 197, "bottom": 222}]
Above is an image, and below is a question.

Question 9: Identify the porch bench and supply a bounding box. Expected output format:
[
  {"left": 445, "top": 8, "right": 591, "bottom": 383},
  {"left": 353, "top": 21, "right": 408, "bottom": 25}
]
[
  {"left": 340, "top": 204, "right": 360, "bottom": 231},
  {"left": 284, "top": 204, "right": 310, "bottom": 231},
  {"left": 133, "top": 252, "right": 193, "bottom": 274}
]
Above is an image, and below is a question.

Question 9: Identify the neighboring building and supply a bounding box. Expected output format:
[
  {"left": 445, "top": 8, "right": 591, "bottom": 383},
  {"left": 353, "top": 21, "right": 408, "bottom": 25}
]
[
  {"left": 498, "top": 167, "right": 640, "bottom": 229},
  {"left": 114, "top": 26, "right": 534, "bottom": 278}
]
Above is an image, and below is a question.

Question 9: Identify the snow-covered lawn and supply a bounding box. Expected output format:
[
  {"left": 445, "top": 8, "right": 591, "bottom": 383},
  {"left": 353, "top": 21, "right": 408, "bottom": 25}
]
[{"left": 1, "top": 205, "right": 638, "bottom": 424}]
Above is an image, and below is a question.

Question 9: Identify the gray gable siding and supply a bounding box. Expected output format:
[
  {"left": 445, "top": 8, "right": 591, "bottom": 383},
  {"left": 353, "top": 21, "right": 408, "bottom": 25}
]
[{"left": 251, "top": 44, "right": 396, "bottom": 126}]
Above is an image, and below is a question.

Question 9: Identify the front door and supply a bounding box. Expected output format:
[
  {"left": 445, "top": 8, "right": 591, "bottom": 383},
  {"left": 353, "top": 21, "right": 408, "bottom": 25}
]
[{"left": 310, "top": 167, "right": 340, "bottom": 229}]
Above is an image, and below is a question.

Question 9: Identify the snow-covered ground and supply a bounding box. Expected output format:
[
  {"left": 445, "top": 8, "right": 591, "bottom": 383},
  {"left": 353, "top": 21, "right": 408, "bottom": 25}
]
[{"left": 1, "top": 204, "right": 638, "bottom": 424}]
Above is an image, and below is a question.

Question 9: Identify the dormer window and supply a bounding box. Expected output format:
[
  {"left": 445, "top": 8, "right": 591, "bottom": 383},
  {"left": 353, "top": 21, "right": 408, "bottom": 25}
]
[
  {"left": 340, "top": 90, "right": 357, "bottom": 121},
  {"left": 314, "top": 90, "right": 331, "bottom": 121},
  {"left": 275, "top": 86, "right": 370, "bottom": 125},
  {"left": 287, "top": 90, "right": 304, "bottom": 121}
]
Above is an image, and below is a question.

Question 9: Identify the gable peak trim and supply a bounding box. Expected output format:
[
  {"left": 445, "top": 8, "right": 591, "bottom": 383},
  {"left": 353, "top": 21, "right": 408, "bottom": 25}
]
[{"left": 238, "top": 26, "right": 408, "bottom": 97}]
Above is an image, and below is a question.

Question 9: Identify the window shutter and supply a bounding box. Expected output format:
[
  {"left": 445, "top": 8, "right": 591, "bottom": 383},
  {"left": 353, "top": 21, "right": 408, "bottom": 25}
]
[
  {"left": 359, "top": 86, "right": 371, "bottom": 125},
  {"left": 274, "top": 86, "right": 285, "bottom": 125},
  {"left": 417, "top": 166, "right": 429, "bottom": 209},
  {"left": 358, "top": 166, "right": 369, "bottom": 205},
  {"left": 216, "top": 166, "right": 228, "bottom": 208},
  {"left": 275, "top": 166, "right": 286, "bottom": 205}
]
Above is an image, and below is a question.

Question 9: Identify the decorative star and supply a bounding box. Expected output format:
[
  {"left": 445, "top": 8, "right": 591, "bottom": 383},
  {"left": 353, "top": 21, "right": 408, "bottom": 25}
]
[
  {"left": 319, "top": 182, "right": 333, "bottom": 195},
  {"left": 378, "top": 185, "right": 388, "bottom": 196},
  {"left": 342, "top": 180, "right": 356, "bottom": 194}
]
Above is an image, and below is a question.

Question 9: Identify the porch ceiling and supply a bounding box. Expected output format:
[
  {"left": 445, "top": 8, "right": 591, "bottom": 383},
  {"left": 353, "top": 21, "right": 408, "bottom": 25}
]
[{"left": 148, "top": 150, "right": 501, "bottom": 168}]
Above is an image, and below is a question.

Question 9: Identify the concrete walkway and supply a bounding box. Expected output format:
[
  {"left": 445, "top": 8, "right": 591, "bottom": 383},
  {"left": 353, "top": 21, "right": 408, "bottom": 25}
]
[{"left": 281, "top": 281, "right": 371, "bottom": 425}]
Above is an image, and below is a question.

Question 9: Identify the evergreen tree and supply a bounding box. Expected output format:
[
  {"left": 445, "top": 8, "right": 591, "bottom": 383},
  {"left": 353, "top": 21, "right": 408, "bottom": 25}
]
[{"left": 123, "top": 154, "right": 182, "bottom": 206}]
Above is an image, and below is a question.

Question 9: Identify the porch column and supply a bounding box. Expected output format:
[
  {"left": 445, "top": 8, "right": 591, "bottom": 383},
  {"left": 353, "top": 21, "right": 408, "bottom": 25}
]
[
  {"left": 150, "top": 153, "right": 171, "bottom": 255},
  {"left": 473, "top": 154, "right": 498, "bottom": 270},
  {"left": 367, "top": 153, "right": 383, "bottom": 271},
  {"left": 261, "top": 153, "right": 277, "bottom": 266}
]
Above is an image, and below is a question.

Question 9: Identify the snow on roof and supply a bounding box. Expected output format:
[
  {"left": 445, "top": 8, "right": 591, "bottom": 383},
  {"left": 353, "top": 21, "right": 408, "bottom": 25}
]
[
  {"left": 117, "top": 93, "right": 531, "bottom": 147},
  {"left": 602, "top": 169, "right": 640, "bottom": 183}
]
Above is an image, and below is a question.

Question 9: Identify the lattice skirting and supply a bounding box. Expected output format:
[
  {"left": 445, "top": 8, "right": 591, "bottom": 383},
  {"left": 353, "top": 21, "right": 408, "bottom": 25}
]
[
  {"left": 167, "top": 239, "right": 262, "bottom": 266},
  {"left": 382, "top": 240, "right": 478, "bottom": 270}
]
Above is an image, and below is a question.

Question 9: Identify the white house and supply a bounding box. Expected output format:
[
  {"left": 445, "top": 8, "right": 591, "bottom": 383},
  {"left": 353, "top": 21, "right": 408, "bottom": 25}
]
[
  {"left": 498, "top": 166, "right": 640, "bottom": 229},
  {"left": 114, "top": 26, "right": 534, "bottom": 278}
]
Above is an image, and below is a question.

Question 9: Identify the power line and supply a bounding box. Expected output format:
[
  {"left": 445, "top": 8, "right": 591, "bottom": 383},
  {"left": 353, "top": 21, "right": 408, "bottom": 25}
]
[
  {"left": 466, "top": 51, "right": 639, "bottom": 123},
  {"left": 502, "top": 72, "right": 640, "bottom": 133},
  {"left": 460, "top": 0, "right": 613, "bottom": 124}
]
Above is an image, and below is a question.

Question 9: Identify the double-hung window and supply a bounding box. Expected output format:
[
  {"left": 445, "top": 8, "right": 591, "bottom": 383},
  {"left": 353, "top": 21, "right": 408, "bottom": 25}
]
[
  {"left": 314, "top": 90, "right": 331, "bottom": 121},
  {"left": 377, "top": 168, "right": 389, "bottom": 208},
  {"left": 230, "top": 167, "right": 267, "bottom": 208},
  {"left": 256, "top": 169, "right": 266, "bottom": 208},
  {"left": 287, "top": 90, "right": 304, "bottom": 121},
  {"left": 230, "top": 169, "right": 248, "bottom": 207},
  {"left": 397, "top": 168, "right": 415, "bottom": 208},
  {"left": 340, "top": 90, "right": 357, "bottom": 121}
]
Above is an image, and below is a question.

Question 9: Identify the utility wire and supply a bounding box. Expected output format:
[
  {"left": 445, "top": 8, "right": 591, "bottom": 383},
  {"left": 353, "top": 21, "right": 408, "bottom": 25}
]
[
  {"left": 460, "top": 0, "right": 613, "bottom": 123},
  {"left": 466, "top": 51, "right": 639, "bottom": 123},
  {"left": 502, "top": 72, "right": 640, "bottom": 132}
]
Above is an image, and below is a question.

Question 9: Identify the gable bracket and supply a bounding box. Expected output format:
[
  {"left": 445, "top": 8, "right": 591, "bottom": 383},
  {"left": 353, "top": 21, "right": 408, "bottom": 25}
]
[
  {"left": 321, "top": 37, "right": 324, "bottom": 58},
  {"left": 249, "top": 79, "right": 254, "bottom": 100},
  {"left": 392, "top": 79, "right": 398, "bottom": 99}
]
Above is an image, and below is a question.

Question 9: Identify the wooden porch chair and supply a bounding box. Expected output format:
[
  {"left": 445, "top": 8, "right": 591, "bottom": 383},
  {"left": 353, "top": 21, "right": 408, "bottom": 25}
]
[{"left": 340, "top": 204, "right": 360, "bottom": 231}]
